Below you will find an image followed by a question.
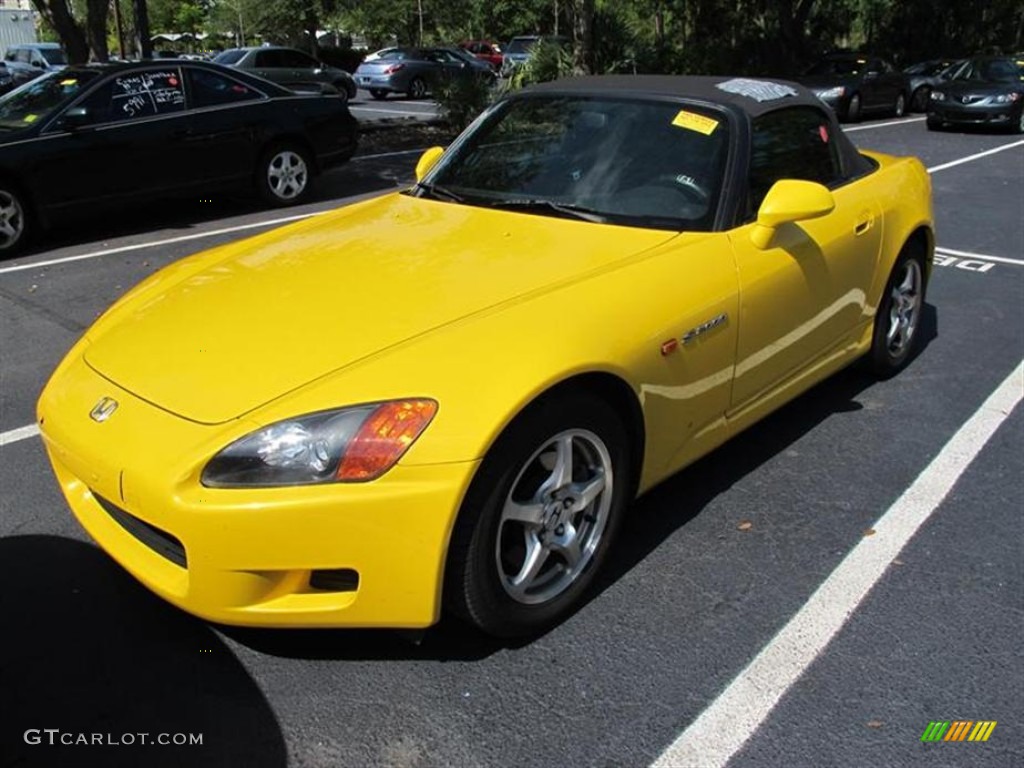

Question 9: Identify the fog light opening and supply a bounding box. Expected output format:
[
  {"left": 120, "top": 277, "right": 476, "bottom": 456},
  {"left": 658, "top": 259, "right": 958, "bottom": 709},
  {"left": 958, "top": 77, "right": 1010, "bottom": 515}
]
[{"left": 309, "top": 568, "right": 360, "bottom": 592}]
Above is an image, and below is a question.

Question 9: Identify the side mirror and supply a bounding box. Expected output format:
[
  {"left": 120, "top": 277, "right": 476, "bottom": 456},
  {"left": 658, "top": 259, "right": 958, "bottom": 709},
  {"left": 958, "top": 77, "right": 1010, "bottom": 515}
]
[
  {"left": 750, "top": 180, "right": 835, "bottom": 249},
  {"left": 60, "top": 106, "right": 91, "bottom": 131},
  {"left": 415, "top": 146, "right": 445, "bottom": 182}
]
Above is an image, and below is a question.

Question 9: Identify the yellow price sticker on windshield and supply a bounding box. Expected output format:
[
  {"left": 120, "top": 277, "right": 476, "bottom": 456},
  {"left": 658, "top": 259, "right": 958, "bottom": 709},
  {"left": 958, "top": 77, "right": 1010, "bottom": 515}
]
[
  {"left": 672, "top": 110, "right": 719, "bottom": 135},
  {"left": 60, "top": 79, "right": 77, "bottom": 86},
  {"left": 23, "top": 114, "right": 38, "bottom": 123}
]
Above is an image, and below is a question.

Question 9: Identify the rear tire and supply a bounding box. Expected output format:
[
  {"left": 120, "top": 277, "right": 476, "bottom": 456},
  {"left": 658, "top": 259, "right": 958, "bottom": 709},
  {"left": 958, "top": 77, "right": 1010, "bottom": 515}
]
[
  {"left": 369, "top": 89, "right": 388, "bottom": 100},
  {"left": 445, "top": 391, "right": 633, "bottom": 638},
  {"left": 868, "top": 251, "right": 926, "bottom": 378},
  {"left": 911, "top": 86, "right": 930, "bottom": 112},
  {"left": 256, "top": 144, "right": 312, "bottom": 206},
  {"left": 407, "top": 77, "right": 427, "bottom": 100},
  {"left": 0, "top": 185, "right": 29, "bottom": 257}
]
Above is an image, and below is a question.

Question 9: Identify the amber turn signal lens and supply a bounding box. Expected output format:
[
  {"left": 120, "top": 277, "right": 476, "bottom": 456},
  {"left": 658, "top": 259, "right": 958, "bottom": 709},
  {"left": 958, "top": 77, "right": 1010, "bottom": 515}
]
[{"left": 336, "top": 399, "right": 438, "bottom": 481}]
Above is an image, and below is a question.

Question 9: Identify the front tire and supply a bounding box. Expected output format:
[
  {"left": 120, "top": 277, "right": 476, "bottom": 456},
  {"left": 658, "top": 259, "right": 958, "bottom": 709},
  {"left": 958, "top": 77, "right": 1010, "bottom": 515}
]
[
  {"left": 911, "top": 86, "right": 930, "bottom": 112},
  {"left": 369, "top": 89, "right": 388, "bottom": 100},
  {"left": 256, "top": 144, "right": 312, "bottom": 206},
  {"left": 844, "top": 93, "right": 862, "bottom": 122},
  {"left": 445, "top": 392, "right": 633, "bottom": 637},
  {"left": 893, "top": 92, "right": 906, "bottom": 118},
  {"left": 0, "top": 185, "right": 29, "bottom": 257},
  {"left": 868, "top": 251, "right": 925, "bottom": 378}
]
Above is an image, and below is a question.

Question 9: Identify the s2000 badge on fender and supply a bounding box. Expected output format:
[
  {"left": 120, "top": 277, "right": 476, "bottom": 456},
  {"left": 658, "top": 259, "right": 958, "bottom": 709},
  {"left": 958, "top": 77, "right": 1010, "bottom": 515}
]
[{"left": 89, "top": 397, "right": 118, "bottom": 422}]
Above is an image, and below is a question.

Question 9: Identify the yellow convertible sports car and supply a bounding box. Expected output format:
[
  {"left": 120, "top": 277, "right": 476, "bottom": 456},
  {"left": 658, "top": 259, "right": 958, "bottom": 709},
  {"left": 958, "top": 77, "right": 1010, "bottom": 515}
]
[{"left": 38, "top": 76, "right": 934, "bottom": 637}]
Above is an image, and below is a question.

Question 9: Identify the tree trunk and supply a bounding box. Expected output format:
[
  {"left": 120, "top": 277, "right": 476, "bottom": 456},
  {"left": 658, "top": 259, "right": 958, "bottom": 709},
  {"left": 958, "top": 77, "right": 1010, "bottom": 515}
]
[
  {"left": 86, "top": 0, "right": 110, "bottom": 62},
  {"left": 30, "top": 1, "right": 89, "bottom": 64},
  {"left": 571, "top": 0, "right": 594, "bottom": 75}
]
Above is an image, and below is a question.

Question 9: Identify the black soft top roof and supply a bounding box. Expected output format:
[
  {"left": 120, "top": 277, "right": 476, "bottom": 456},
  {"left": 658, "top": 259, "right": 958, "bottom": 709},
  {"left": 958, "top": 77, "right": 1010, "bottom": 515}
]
[{"left": 524, "top": 75, "right": 827, "bottom": 118}]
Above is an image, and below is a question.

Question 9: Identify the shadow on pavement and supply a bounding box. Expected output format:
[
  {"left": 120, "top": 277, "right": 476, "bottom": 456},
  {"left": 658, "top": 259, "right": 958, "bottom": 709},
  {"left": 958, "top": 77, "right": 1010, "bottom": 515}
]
[{"left": 0, "top": 535, "right": 287, "bottom": 768}]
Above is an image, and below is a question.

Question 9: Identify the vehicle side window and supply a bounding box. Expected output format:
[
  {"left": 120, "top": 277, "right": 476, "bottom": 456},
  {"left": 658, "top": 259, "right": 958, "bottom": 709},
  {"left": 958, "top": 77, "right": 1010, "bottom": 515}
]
[
  {"left": 4, "top": 51, "right": 15, "bottom": 62},
  {"left": 281, "top": 50, "right": 317, "bottom": 69},
  {"left": 79, "top": 69, "right": 186, "bottom": 124},
  {"left": 255, "top": 50, "right": 284, "bottom": 68},
  {"left": 187, "top": 68, "right": 261, "bottom": 108},
  {"left": 16, "top": 49, "right": 31, "bottom": 64},
  {"left": 747, "top": 107, "right": 841, "bottom": 219}
]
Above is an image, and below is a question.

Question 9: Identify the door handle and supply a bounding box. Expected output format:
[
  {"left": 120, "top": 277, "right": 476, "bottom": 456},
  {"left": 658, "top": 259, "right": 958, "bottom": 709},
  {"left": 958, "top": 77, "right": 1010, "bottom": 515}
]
[{"left": 854, "top": 215, "right": 874, "bottom": 236}]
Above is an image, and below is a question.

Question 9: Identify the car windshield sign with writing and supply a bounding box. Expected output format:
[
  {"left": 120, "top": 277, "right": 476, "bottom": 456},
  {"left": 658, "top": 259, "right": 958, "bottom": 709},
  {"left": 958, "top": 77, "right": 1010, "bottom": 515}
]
[
  {"left": 0, "top": 71, "right": 99, "bottom": 130},
  {"left": 417, "top": 96, "right": 730, "bottom": 232}
]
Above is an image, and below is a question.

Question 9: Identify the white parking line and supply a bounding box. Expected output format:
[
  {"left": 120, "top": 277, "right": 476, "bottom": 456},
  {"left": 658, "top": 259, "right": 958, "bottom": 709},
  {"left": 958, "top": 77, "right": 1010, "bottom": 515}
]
[
  {"left": 927, "top": 139, "right": 1024, "bottom": 173},
  {"left": 936, "top": 246, "right": 1024, "bottom": 267},
  {"left": 0, "top": 212, "right": 324, "bottom": 276},
  {"left": 651, "top": 359, "right": 1023, "bottom": 768},
  {"left": 0, "top": 423, "right": 39, "bottom": 447},
  {"left": 844, "top": 116, "right": 926, "bottom": 132}
]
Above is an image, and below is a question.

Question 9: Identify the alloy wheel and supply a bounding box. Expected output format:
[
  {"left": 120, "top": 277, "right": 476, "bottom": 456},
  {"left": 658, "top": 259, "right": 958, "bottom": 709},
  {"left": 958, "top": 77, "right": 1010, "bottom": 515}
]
[
  {"left": 266, "top": 151, "right": 308, "bottom": 201},
  {"left": 886, "top": 258, "right": 922, "bottom": 357},
  {"left": 495, "top": 428, "right": 613, "bottom": 605},
  {"left": 0, "top": 190, "right": 25, "bottom": 251}
]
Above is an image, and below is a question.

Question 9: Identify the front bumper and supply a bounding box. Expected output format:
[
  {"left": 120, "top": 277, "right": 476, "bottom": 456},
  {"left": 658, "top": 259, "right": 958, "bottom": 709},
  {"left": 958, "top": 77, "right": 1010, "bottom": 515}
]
[
  {"left": 38, "top": 353, "right": 479, "bottom": 629},
  {"left": 928, "top": 102, "right": 1018, "bottom": 126}
]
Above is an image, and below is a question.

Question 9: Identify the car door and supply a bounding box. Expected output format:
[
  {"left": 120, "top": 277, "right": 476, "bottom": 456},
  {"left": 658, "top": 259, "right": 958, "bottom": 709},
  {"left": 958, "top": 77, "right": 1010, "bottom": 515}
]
[
  {"left": 728, "top": 106, "right": 882, "bottom": 411},
  {"left": 182, "top": 66, "right": 266, "bottom": 184},
  {"left": 32, "top": 67, "right": 194, "bottom": 211},
  {"left": 252, "top": 49, "right": 288, "bottom": 85},
  {"left": 281, "top": 49, "right": 322, "bottom": 89}
]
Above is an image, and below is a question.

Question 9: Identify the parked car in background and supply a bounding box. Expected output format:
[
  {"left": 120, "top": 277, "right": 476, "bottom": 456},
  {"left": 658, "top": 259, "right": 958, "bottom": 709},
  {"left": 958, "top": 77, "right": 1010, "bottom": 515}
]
[
  {"left": 0, "top": 62, "right": 13, "bottom": 94},
  {"left": 904, "top": 59, "right": 961, "bottom": 112},
  {"left": 796, "top": 53, "right": 909, "bottom": 121},
  {"left": 927, "top": 56, "right": 1024, "bottom": 133},
  {"left": 355, "top": 47, "right": 494, "bottom": 100},
  {"left": 214, "top": 46, "right": 357, "bottom": 101},
  {"left": 459, "top": 40, "right": 503, "bottom": 70},
  {"left": 500, "top": 35, "right": 568, "bottom": 77},
  {"left": 363, "top": 47, "right": 399, "bottom": 63},
  {"left": 0, "top": 61, "right": 358, "bottom": 255},
  {"left": 3, "top": 42, "right": 67, "bottom": 87},
  {"left": 35, "top": 75, "right": 934, "bottom": 638}
]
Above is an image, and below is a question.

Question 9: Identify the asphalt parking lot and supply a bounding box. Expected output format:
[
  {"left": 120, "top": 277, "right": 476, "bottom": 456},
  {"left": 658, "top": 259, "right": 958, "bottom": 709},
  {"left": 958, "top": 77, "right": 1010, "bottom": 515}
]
[{"left": 0, "top": 115, "right": 1021, "bottom": 768}]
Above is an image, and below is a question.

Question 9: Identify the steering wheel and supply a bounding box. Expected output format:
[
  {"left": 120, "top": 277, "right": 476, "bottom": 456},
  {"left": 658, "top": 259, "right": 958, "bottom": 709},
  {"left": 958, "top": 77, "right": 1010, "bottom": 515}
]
[{"left": 649, "top": 173, "right": 711, "bottom": 204}]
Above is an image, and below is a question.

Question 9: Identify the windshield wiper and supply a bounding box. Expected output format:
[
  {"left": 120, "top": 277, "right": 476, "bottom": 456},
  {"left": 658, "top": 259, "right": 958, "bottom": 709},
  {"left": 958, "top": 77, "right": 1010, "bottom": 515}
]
[
  {"left": 485, "top": 198, "right": 608, "bottom": 223},
  {"left": 414, "top": 182, "right": 465, "bottom": 203}
]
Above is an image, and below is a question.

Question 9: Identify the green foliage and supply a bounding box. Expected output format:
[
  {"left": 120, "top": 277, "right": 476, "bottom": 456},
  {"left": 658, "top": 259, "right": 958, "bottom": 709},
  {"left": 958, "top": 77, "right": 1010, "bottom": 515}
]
[
  {"left": 509, "top": 38, "right": 574, "bottom": 88},
  {"left": 434, "top": 71, "right": 495, "bottom": 131}
]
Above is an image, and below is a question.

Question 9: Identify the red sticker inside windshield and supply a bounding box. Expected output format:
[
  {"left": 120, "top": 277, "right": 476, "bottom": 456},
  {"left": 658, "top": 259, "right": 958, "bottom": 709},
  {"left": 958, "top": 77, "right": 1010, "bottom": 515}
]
[
  {"left": 819, "top": 124, "right": 830, "bottom": 143},
  {"left": 169, "top": 77, "right": 179, "bottom": 87}
]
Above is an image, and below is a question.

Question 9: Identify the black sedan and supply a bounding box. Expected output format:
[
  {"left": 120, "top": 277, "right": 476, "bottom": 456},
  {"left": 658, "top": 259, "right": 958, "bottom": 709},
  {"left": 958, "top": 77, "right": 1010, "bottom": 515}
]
[
  {"left": 927, "top": 57, "right": 1024, "bottom": 133},
  {"left": 0, "top": 61, "right": 358, "bottom": 255},
  {"left": 796, "top": 53, "right": 909, "bottom": 122}
]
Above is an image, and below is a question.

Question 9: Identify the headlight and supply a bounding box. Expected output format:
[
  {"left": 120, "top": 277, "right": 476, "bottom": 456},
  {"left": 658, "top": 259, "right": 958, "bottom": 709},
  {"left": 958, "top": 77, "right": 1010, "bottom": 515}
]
[
  {"left": 930, "top": 91, "right": 945, "bottom": 101},
  {"left": 202, "top": 399, "right": 437, "bottom": 487},
  {"left": 992, "top": 92, "right": 1021, "bottom": 103},
  {"left": 815, "top": 86, "right": 845, "bottom": 100}
]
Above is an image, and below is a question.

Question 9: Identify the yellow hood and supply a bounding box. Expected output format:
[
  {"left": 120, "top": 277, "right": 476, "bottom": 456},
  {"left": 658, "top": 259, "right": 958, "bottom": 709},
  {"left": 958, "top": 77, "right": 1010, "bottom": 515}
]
[{"left": 84, "top": 194, "right": 676, "bottom": 424}]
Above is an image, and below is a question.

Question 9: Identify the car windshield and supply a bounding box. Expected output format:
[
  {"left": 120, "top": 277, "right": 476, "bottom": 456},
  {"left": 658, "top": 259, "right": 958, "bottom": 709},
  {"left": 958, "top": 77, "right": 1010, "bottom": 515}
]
[
  {"left": 213, "top": 49, "right": 246, "bottom": 65},
  {"left": 958, "top": 58, "right": 1024, "bottom": 83},
  {"left": 807, "top": 59, "right": 864, "bottom": 76},
  {"left": 906, "top": 60, "right": 950, "bottom": 76},
  {"left": 0, "top": 70, "right": 99, "bottom": 130},
  {"left": 40, "top": 49, "right": 67, "bottom": 65},
  {"left": 416, "top": 96, "right": 730, "bottom": 232},
  {"left": 506, "top": 39, "right": 538, "bottom": 54},
  {"left": 449, "top": 47, "right": 479, "bottom": 63}
]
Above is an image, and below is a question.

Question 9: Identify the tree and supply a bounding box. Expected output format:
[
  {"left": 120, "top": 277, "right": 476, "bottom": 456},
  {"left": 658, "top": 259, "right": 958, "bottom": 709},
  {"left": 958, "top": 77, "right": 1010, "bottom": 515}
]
[{"left": 30, "top": 1, "right": 89, "bottom": 63}]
